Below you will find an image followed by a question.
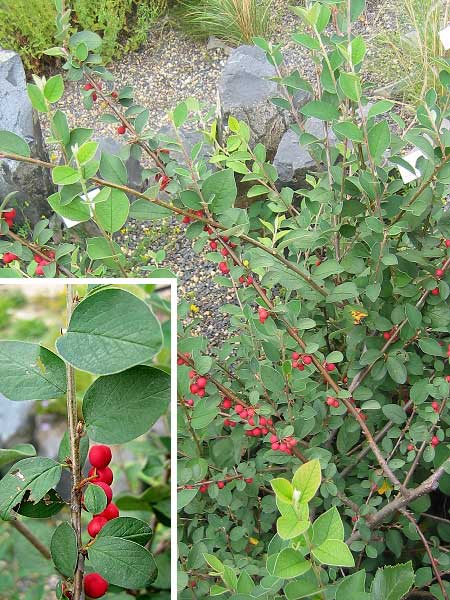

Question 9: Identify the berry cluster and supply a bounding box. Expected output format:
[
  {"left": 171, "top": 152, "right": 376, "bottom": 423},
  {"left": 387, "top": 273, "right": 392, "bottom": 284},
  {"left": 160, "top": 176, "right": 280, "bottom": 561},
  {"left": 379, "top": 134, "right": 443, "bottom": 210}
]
[
  {"left": 269, "top": 434, "right": 298, "bottom": 454},
  {"left": 2, "top": 252, "right": 18, "bottom": 264},
  {"left": 155, "top": 172, "right": 170, "bottom": 191},
  {"left": 177, "top": 352, "right": 191, "bottom": 366},
  {"left": 34, "top": 250, "right": 55, "bottom": 276},
  {"left": 326, "top": 396, "right": 340, "bottom": 408},
  {"left": 189, "top": 370, "right": 208, "bottom": 398},
  {"left": 291, "top": 352, "right": 312, "bottom": 370},
  {"left": 82, "top": 444, "right": 120, "bottom": 599}
]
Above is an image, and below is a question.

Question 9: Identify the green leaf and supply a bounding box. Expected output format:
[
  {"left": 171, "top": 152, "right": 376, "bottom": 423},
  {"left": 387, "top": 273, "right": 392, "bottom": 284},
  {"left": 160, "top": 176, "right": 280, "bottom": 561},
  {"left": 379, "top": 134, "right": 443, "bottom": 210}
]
[
  {"left": 405, "top": 304, "right": 422, "bottom": 329},
  {"left": 44, "top": 75, "right": 64, "bottom": 103},
  {"left": 418, "top": 338, "right": 446, "bottom": 356},
  {"left": 52, "top": 166, "right": 81, "bottom": 185},
  {"left": 367, "top": 100, "right": 394, "bottom": 119},
  {"left": 86, "top": 237, "right": 125, "bottom": 266},
  {"left": 89, "top": 536, "right": 157, "bottom": 588},
  {"left": 76, "top": 141, "right": 98, "bottom": 165},
  {"left": 0, "top": 444, "right": 36, "bottom": 468},
  {"left": 191, "top": 398, "right": 218, "bottom": 429},
  {"left": 69, "top": 30, "right": 102, "bottom": 50},
  {"left": 382, "top": 404, "right": 406, "bottom": 425},
  {"left": 312, "top": 507, "right": 344, "bottom": 546},
  {"left": 0, "top": 341, "right": 66, "bottom": 401},
  {"left": 172, "top": 102, "right": 188, "bottom": 128},
  {"left": 386, "top": 356, "right": 407, "bottom": 384},
  {"left": 261, "top": 365, "right": 285, "bottom": 392},
  {"left": 327, "top": 282, "right": 358, "bottom": 303},
  {"left": 204, "top": 553, "right": 225, "bottom": 573},
  {"left": 332, "top": 121, "right": 364, "bottom": 142},
  {"left": 129, "top": 200, "right": 172, "bottom": 221},
  {"left": 370, "top": 562, "right": 414, "bottom": 600},
  {"left": 339, "top": 72, "right": 361, "bottom": 102},
  {"left": 84, "top": 483, "right": 107, "bottom": 515},
  {"left": 94, "top": 189, "right": 129, "bottom": 233},
  {"left": 0, "top": 457, "right": 62, "bottom": 520},
  {"left": 311, "top": 539, "right": 355, "bottom": 567},
  {"left": 350, "top": 36, "right": 366, "bottom": 65},
  {"left": 285, "top": 570, "right": 322, "bottom": 599},
  {"left": 177, "top": 488, "right": 198, "bottom": 510},
  {"left": 47, "top": 192, "right": 91, "bottom": 223},
  {"left": 273, "top": 549, "right": 311, "bottom": 579},
  {"left": 83, "top": 366, "right": 170, "bottom": 443},
  {"left": 99, "top": 152, "right": 127, "bottom": 185},
  {"left": 0, "top": 130, "right": 30, "bottom": 157},
  {"left": 97, "top": 517, "right": 152, "bottom": 546},
  {"left": 202, "top": 169, "right": 237, "bottom": 214},
  {"left": 56, "top": 288, "right": 163, "bottom": 375},
  {"left": 336, "top": 571, "right": 368, "bottom": 600},
  {"left": 292, "top": 459, "right": 321, "bottom": 503},
  {"left": 270, "top": 478, "right": 293, "bottom": 503},
  {"left": 368, "top": 121, "right": 390, "bottom": 160},
  {"left": 17, "top": 488, "right": 65, "bottom": 518},
  {"left": 300, "top": 100, "right": 340, "bottom": 121},
  {"left": 51, "top": 523, "right": 77, "bottom": 577},
  {"left": 27, "top": 84, "right": 47, "bottom": 112}
]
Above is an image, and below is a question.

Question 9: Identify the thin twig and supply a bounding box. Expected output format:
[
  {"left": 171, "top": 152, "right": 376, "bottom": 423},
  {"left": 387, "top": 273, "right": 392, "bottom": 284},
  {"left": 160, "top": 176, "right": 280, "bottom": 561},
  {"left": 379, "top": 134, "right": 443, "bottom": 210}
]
[{"left": 9, "top": 518, "right": 51, "bottom": 560}]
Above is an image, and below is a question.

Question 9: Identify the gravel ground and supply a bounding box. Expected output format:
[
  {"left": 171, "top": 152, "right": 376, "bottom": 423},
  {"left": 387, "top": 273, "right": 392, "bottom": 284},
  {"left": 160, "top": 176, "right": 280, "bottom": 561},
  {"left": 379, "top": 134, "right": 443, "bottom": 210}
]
[{"left": 45, "top": 0, "right": 400, "bottom": 342}]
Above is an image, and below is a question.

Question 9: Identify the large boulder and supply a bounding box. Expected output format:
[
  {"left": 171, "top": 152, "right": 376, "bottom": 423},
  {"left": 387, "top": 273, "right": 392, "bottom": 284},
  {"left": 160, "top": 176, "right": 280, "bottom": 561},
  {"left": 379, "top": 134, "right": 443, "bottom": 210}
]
[
  {"left": 0, "top": 49, "right": 54, "bottom": 225},
  {"left": 273, "top": 118, "right": 337, "bottom": 186},
  {"left": 218, "top": 46, "right": 311, "bottom": 153}
]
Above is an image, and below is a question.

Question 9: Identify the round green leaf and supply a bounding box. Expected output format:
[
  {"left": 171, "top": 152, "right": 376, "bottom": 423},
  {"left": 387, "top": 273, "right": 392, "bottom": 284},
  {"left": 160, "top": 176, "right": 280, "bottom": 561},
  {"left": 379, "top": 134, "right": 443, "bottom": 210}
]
[
  {"left": 0, "top": 341, "right": 66, "bottom": 401},
  {"left": 51, "top": 522, "right": 77, "bottom": 578},
  {"left": 273, "top": 548, "right": 311, "bottom": 579},
  {"left": 82, "top": 365, "right": 170, "bottom": 443},
  {"left": 0, "top": 443, "right": 36, "bottom": 468},
  {"left": 84, "top": 483, "right": 107, "bottom": 515},
  {"left": 56, "top": 288, "right": 163, "bottom": 375},
  {"left": 88, "top": 536, "right": 157, "bottom": 588},
  {"left": 0, "top": 130, "right": 30, "bottom": 157},
  {"left": 94, "top": 189, "right": 129, "bottom": 233},
  {"left": 97, "top": 517, "right": 152, "bottom": 546}
]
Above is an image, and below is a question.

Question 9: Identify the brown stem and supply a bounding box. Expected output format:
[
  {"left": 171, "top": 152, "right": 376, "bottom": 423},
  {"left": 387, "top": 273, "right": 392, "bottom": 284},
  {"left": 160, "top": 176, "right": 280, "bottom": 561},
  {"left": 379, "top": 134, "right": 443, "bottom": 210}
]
[
  {"left": 65, "top": 285, "right": 84, "bottom": 600},
  {"left": 401, "top": 510, "right": 448, "bottom": 600},
  {"left": 6, "top": 230, "right": 75, "bottom": 277},
  {"left": 9, "top": 518, "right": 51, "bottom": 560}
]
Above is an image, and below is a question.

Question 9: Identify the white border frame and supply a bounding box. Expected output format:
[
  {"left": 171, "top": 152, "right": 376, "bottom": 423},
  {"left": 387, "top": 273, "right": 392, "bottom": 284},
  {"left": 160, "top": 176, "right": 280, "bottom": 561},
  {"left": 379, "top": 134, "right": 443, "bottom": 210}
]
[{"left": 0, "top": 277, "right": 178, "bottom": 597}]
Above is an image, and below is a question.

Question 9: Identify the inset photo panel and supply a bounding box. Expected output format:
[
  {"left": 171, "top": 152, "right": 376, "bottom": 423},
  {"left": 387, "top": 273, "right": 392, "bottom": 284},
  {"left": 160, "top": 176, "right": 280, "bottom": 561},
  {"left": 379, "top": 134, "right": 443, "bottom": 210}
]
[{"left": 0, "top": 280, "right": 175, "bottom": 600}]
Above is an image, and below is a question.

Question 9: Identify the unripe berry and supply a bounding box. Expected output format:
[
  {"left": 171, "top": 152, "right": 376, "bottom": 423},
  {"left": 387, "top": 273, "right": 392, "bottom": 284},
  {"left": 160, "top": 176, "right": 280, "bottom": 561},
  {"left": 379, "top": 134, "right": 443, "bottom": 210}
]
[
  {"left": 92, "top": 481, "right": 113, "bottom": 504},
  {"left": 88, "top": 466, "right": 113, "bottom": 485},
  {"left": 84, "top": 573, "right": 109, "bottom": 598},
  {"left": 431, "top": 436, "right": 440, "bottom": 447},
  {"left": 97, "top": 502, "right": 119, "bottom": 521},
  {"left": 87, "top": 516, "right": 107, "bottom": 538},
  {"left": 89, "top": 445, "right": 112, "bottom": 469}
]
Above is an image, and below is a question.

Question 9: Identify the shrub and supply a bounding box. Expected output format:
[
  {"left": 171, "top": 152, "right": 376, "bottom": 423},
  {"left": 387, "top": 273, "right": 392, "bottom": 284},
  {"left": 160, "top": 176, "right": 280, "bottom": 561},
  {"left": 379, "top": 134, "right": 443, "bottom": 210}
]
[
  {"left": 1, "top": 1, "right": 450, "bottom": 595},
  {"left": 0, "top": 0, "right": 57, "bottom": 72},
  {"left": 172, "top": 0, "right": 272, "bottom": 45},
  {"left": 0, "top": 284, "right": 171, "bottom": 599}
]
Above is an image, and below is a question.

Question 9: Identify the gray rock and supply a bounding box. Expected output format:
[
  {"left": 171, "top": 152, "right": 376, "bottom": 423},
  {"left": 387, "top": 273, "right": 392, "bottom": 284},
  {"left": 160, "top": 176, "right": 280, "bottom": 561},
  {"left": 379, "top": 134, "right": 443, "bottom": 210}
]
[
  {"left": 218, "top": 46, "right": 284, "bottom": 152},
  {"left": 0, "top": 392, "right": 35, "bottom": 447},
  {"left": 35, "top": 415, "right": 66, "bottom": 459},
  {"left": 157, "top": 125, "right": 213, "bottom": 166},
  {"left": 94, "top": 136, "right": 143, "bottom": 191},
  {"left": 0, "top": 48, "right": 54, "bottom": 225},
  {"left": 274, "top": 118, "right": 337, "bottom": 185}
]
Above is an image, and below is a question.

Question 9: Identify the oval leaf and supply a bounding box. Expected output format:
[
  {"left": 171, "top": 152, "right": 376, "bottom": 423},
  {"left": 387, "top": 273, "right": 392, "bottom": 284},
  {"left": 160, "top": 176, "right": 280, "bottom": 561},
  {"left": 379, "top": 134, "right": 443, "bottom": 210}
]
[
  {"left": 51, "top": 522, "right": 77, "bottom": 577},
  {"left": 97, "top": 517, "right": 152, "bottom": 546}
]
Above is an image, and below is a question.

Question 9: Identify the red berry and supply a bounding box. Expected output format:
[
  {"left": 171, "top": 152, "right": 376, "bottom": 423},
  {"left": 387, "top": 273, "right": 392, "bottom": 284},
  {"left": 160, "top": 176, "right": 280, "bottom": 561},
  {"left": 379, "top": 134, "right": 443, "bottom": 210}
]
[
  {"left": 258, "top": 307, "right": 269, "bottom": 323},
  {"left": 445, "top": 240, "right": 450, "bottom": 248},
  {"left": 117, "top": 125, "right": 126, "bottom": 135},
  {"left": 351, "top": 515, "right": 358, "bottom": 523},
  {"left": 244, "top": 478, "right": 253, "bottom": 484},
  {"left": 188, "top": 370, "right": 196, "bottom": 378},
  {"left": 84, "top": 83, "right": 93, "bottom": 91},
  {"left": 190, "top": 383, "right": 199, "bottom": 394},
  {"left": 446, "top": 375, "right": 450, "bottom": 383},
  {"left": 436, "top": 269, "right": 445, "bottom": 278},
  {"left": 221, "top": 247, "right": 229, "bottom": 257},
  {"left": 432, "top": 287, "right": 440, "bottom": 296},
  {"left": 217, "top": 481, "right": 225, "bottom": 489},
  {"left": 2, "top": 252, "right": 18, "bottom": 264},
  {"left": 199, "top": 485, "right": 208, "bottom": 493},
  {"left": 325, "top": 363, "right": 336, "bottom": 372},
  {"left": 87, "top": 516, "right": 107, "bottom": 538},
  {"left": 97, "top": 502, "right": 119, "bottom": 521},
  {"left": 292, "top": 361, "right": 299, "bottom": 368},
  {"left": 271, "top": 442, "right": 280, "bottom": 450},
  {"left": 111, "top": 91, "right": 118, "bottom": 98},
  {"left": 92, "top": 481, "right": 113, "bottom": 504},
  {"left": 197, "top": 388, "right": 206, "bottom": 398},
  {"left": 332, "top": 399, "right": 340, "bottom": 408},
  {"left": 182, "top": 216, "right": 191, "bottom": 224},
  {"left": 240, "top": 410, "right": 248, "bottom": 420},
  {"left": 253, "top": 427, "right": 262, "bottom": 436},
  {"left": 407, "top": 444, "right": 415, "bottom": 451},
  {"left": 35, "top": 260, "right": 50, "bottom": 276},
  {"left": 383, "top": 332, "right": 391, "bottom": 340},
  {"left": 84, "top": 573, "right": 109, "bottom": 598},
  {"left": 270, "top": 434, "right": 278, "bottom": 443},
  {"left": 159, "top": 174, "right": 170, "bottom": 191},
  {"left": 247, "top": 276, "right": 253, "bottom": 284},
  {"left": 432, "top": 401, "right": 440, "bottom": 413},
  {"left": 92, "top": 93, "right": 97, "bottom": 101},
  {"left": 210, "top": 240, "right": 218, "bottom": 250},
  {"left": 197, "top": 376, "right": 207, "bottom": 388},
  {"left": 279, "top": 443, "right": 287, "bottom": 452},
  {"left": 259, "top": 417, "right": 267, "bottom": 426},
  {"left": 235, "top": 404, "right": 243, "bottom": 413},
  {"left": 302, "top": 355, "right": 312, "bottom": 365},
  {"left": 223, "top": 398, "right": 232, "bottom": 409},
  {"left": 219, "top": 261, "right": 229, "bottom": 274},
  {"left": 292, "top": 352, "right": 300, "bottom": 360},
  {"left": 89, "top": 445, "right": 112, "bottom": 469},
  {"left": 326, "top": 396, "right": 336, "bottom": 406},
  {"left": 431, "top": 436, "right": 440, "bottom": 447},
  {"left": 88, "top": 466, "right": 113, "bottom": 486}
]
